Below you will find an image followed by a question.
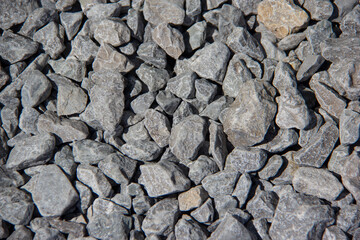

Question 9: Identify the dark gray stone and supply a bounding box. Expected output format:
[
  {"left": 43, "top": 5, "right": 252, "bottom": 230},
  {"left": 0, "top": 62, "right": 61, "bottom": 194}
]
[
  {"left": 258, "top": 155, "right": 284, "bottom": 180},
  {"left": 137, "top": 42, "right": 167, "bottom": 69},
  {"left": 167, "top": 72, "right": 196, "bottom": 100},
  {"left": 247, "top": 190, "right": 279, "bottom": 220},
  {"left": 156, "top": 90, "right": 181, "bottom": 115},
  {"left": 19, "top": 8, "right": 57, "bottom": 38}
]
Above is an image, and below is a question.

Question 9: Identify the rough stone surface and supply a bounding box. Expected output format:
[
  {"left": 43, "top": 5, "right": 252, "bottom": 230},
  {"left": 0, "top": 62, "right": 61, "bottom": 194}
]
[
  {"left": 226, "top": 147, "right": 267, "bottom": 173},
  {"left": 202, "top": 170, "right": 240, "bottom": 198},
  {"left": 0, "top": 0, "right": 39, "bottom": 30},
  {"left": 21, "top": 70, "right": 52, "bottom": 108},
  {"left": 72, "top": 139, "right": 115, "bottom": 164},
  {"left": 152, "top": 23, "right": 185, "bottom": 59},
  {"left": 143, "top": 0, "right": 185, "bottom": 25},
  {"left": 93, "top": 44, "right": 134, "bottom": 73},
  {"left": 94, "top": 18, "right": 131, "bottom": 47},
  {"left": 339, "top": 109, "right": 360, "bottom": 145},
  {"left": 144, "top": 109, "right": 171, "bottom": 148},
  {"left": 178, "top": 186, "right": 208, "bottom": 211}
]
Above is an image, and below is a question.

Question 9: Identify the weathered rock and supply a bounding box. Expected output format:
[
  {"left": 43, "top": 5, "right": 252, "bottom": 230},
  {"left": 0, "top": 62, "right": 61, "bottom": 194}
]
[
  {"left": 185, "top": 21, "right": 206, "bottom": 51},
  {"left": 258, "top": 155, "right": 284, "bottom": 180},
  {"left": 48, "top": 58, "right": 86, "bottom": 83},
  {"left": 120, "top": 140, "right": 163, "bottom": 161},
  {"left": 132, "top": 195, "right": 152, "bottom": 215},
  {"left": 0, "top": 0, "right": 39, "bottom": 29},
  {"left": 152, "top": 23, "right": 185, "bottom": 59},
  {"left": 142, "top": 198, "right": 180, "bottom": 237},
  {"left": 21, "top": 70, "right": 52, "bottom": 108},
  {"left": 178, "top": 186, "right": 208, "bottom": 211},
  {"left": 306, "top": 20, "right": 335, "bottom": 55},
  {"left": 232, "top": 173, "right": 252, "bottom": 207},
  {"left": 20, "top": 8, "right": 57, "bottom": 38},
  {"left": 339, "top": 109, "right": 360, "bottom": 145},
  {"left": 131, "top": 92, "right": 156, "bottom": 115},
  {"left": 72, "top": 139, "right": 115, "bottom": 164},
  {"left": 208, "top": 121, "right": 227, "bottom": 170},
  {"left": 303, "top": 0, "right": 333, "bottom": 21},
  {"left": 190, "top": 42, "right": 231, "bottom": 83},
  {"left": 294, "top": 122, "right": 338, "bottom": 168},
  {"left": 341, "top": 153, "right": 360, "bottom": 204},
  {"left": 85, "top": 2, "right": 121, "bottom": 19},
  {"left": 257, "top": 0, "right": 310, "bottom": 39},
  {"left": 169, "top": 115, "right": 207, "bottom": 161},
  {"left": 296, "top": 55, "right": 325, "bottom": 82},
  {"left": 136, "top": 64, "right": 170, "bottom": 92},
  {"left": 214, "top": 195, "right": 238, "bottom": 218},
  {"left": 87, "top": 198, "right": 132, "bottom": 240},
  {"left": 94, "top": 18, "right": 131, "bottom": 47},
  {"left": 188, "top": 155, "right": 219, "bottom": 185},
  {"left": 202, "top": 170, "right": 240, "bottom": 198},
  {"left": 247, "top": 190, "right": 279, "bottom": 220},
  {"left": 222, "top": 81, "right": 277, "bottom": 147},
  {"left": 18, "top": 107, "right": 40, "bottom": 135},
  {"left": 137, "top": 42, "right": 167, "bottom": 69},
  {"left": 226, "top": 147, "right": 267, "bottom": 173},
  {"left": 293, "top": 167, "right": 344, "bottom": 201},
  {"left": 6, "top": 133, "right": 55, "bottom": 170},
  {"left": 232, "top": 0, "right": 262, "bottom": 15},
  {"left": 70, "top": 35, "right": 99, "bottom": 64},
  {"left": 77, "top": 164, "right": 113, "bottom": 198},
  {"left": 56, "top": 0, "right": 77, "bottom": 11},
  {"left": 277, "top": 32, "right": 306, "bottom": 51},
  {"left": 23, "top": 165, "right": 79, "bottom": 217},
  {"left": 122, "top": 120, "right": 150, "bottom": 143},
  {"left": 175, "top": 215, "right": 207, "bottom": 240},
  {"left": 167, "top": 72, "right": 196, "bottom": 100},
  {"left": 7, "top": 225, "right": 33, "bottom": 240},
  {"left": 1, "top": 98, "right": 20, "bottom": 139},
  {"left": 139, "top": 161, "right": 191, "bottom": 197},
  {"left": 191, "top": 198, "right": 215, "bottom": 225},
  {"left": 143, "top": 0, "right": 185, "bottom": 25},
  {"left": 322, "top": 226, "right": 349, "bottom": 240},
  {"left": 144, "top": 109, "right": 171, "bottom": 148},
  {"left": 93, "top": 44, "right": 134, "bottom": 73},
  {"left": 127, "top": 9, "right": 145, "bottom": 41},
  {"left": 256, "top": 129, "right": 299, "bottom": 153},
  {"left": 321, "top": 37, "right": 360, "bottom": 63},
  {"left": 336, "top": 204, "right": 360, "bottom": 234},
  {"left": 60, "top": 11, "right": 83, "bottom": 40},
  {"left": 340, "top": 5, "right": 360, "bottom": 37},
  {"left": 75, "top": 181, "right": 93, "bottom": 214}
]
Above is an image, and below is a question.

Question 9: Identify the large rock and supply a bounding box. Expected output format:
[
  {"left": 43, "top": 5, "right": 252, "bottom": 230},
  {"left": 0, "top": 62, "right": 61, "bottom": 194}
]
[
  {"left": 143, "top": 0, "right": 185, "bottom": 25},
  {"left": 136, "top": 64, "right": 170, "bottom": 92},
  {"left": 72, "top": 139, "right": 115, "bottom": 164},
  {"left": 225, "top": 147, "right": 267, "bottom": 173},
  {"left": 93, "top": 44, "right": 134, "bottom": 73},
  {"left": 139, "top": 161, "right": 191, "bottom": 197},
  {"left": 257, "top": 0, "right": 310, "bottom": 39},
  {"left": 174, "top": 215, "right": 207, "bottom": 240},
  {"left": 152, "top": 23, "right": 185, "bottom": 59},
  {"left": 0, "top": 0, "right": 39, "bottom": 29},
  {"left": 21, "top": 70, "right": 52, "bottom": 108},
  {"left": 341, "top": 152, "right": 360, "bottom": 203},
  {"left": 222, "top": 81, "right": 277, "bottom": 147},
  {"left": 320, "top": 37, "right": 360, "bottom": 63},
  {"left": 201, "top": 170, "right": 240, "bottom": 198},
  {"left": 339, "top": 109, "right": 360, "bottom": 145},
  {"left": 169, "top": 115, "right": 207, "bottom": 161},
  {"left": 60, "top": 11, "right": 83, "bottom": 40},
  {"left": 120, "top": 140, "right": 163, "bottom": 161},
  {"left": 144, "top": 109, "right": 171, "bottom": 148},
  {"left": 22, "top": 165, "right": 79, "bottom": 217},
  {"left": 94, "top": 18, "right": 131, "bottom": 47}
]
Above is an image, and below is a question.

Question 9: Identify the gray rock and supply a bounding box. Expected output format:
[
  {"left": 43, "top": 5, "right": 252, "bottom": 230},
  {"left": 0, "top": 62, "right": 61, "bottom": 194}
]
[
  {"left": 136, "top": 64, "right": 169, "bottom": 92},
  {"left": 226, "top": 27, "right": 265, "bottom": 61},
  {"left": 328, "top": 145, "right": 350, "bottom": 175},
  {"left": 255, "top": 129, "right": 299, "bottom": 153},
  {"left": 191, "top": 198, "right": 215, "bottom": 225},
  {"left": 294, "top": 122, "right": 338, "bottom": 168},
  {"left": 297, "top": 55, "right": 325, "bottom": 82},
  {"left": 75, "top": 181, "right": 93, "bottom": 214},
  {"left": 225, "top": 147, "right": 267, "bottom": 173},
  {"left": 120, "top": 140, "right": 163, "bottom": 161},
  {"left": 33, "top": 227, "right": 66, "bottom": 240},
  {"left": 127, "top": 183, "right": 144, "bottom": 197},
  {"left": 188, "top": 155, "right": 219, "bottom": 185},
  {"left": 340, "top": 109, "right": 360, "bottom": 145},
  {"left": 232, "top": 0, "right": 261, "bottom": 15},
  {"left": 336, "top": 204, "right": 360, "bottom": 234},
  {"left": 87, "top": 198, "right": 132, "bottom": 240},
  {"left": 232, "top": 173, "right": 252, "bottom": 207},
  {"left": 303, "top": 0, "right": 333, "bottom": 21},
  {"left": 223, "top": 81, "right": 277, "bottom": 147},
  {"left": 169, "top": 115, "right": 207, "bottom": 161},
  {"left": 0, "top": 128, "right": 8, "bottom": 164},
  {"left": 185, "top": 21, "right": 206, "bottom": 51},
  {"left": 123, "top": 120, "right": 150, "bottom": 143},
  {"left": 152, "top": 23, "right": 185, "bottom": 59},
  {"left": 340, "top": 5, "right": 360, "bottom": 37},
  {"left": 341, "top": 153, "right": 360, "bottom": 204},
  {"left": 19, "top": 8, "right": 57, "bottom": 38},
  {"left": 54, "top": 145, "right": 76, "bottom": 179},
  {"left": 200, "top": 96, "right": 232, "bottom": 121},
  {"left": 173, "top": 101, "right": 196, "bottom": 126},
  {"left": 321, "top": 36, "right": 360, "bottom": 63},
  {"left": 293, "top": 167, "right": 343, "bottom": 201},
  {"left": 23, "top": 165, "right": 79, "bottom": 217},
  {"left": 6, "top": 133, "right": 55, "bottom": 170},
  {"left": 48, "top": 58, "right": 86, "bottom": 83},
  {"left": 252, "top": 218, "right": 271, "bottom": 240},
  {"left": 269, "top": 191, "right": 334, "bottom": 240},
  {"left": 21, "top": 70, "right": 52, "bottom": 108},
  {"left": 178, "top": 186, "right": 208, "bottom": 211},
  {"left": 93, "top": 43, "right": 134, "bottom": 73},
  {"left": 142, "top": 198, "right": 180, "bottom": 237},
  {"left": 70, "top": 35, "right": 99, "bottom": 64},
  {"left": 190, "top": 42, "right": 230, "bottom": 83},
  {"left": 77, "top": 164, "right": 113, "bottom": 198},
  {"left": 202, "top": 170, "right": 240, "bottom": 198},
  {"left": 0, "top": 165, "right": 24, "bottom": 188},
  {"left": 37, "top": 111, "right": 89, "bottom": 143},
  {"left": 60, "top": 11, "right": 83, "bottom": 41},
  {"left": 72, "top": 139, "right": 115, "bottom": 165},
  {"left": 208, "top": 121, "right": 228, "bottom": 170},
  {"left": 155, "top": 90, "right": 181, "bottom": 115},
  {"left": 333, "top": 0, "right": 358, "bottom": 22},
  {"left": 132, "top": 195, "right": 152, "bottom": 215},
  {"left": 80, "top": 71, "right": 125, "bottom": 132},
  {"left": 0, "top": 0, "right": 39, "bottom": 29},
  {"left": 175, "top": 215, "right": 207, "bottom": 240},
  {"left": 112, "top": 192, "right": 132, "bottom": 210},
  {"left": 98, "top": 153, "right": 137, "bottom": 185},
  {"left": 131, "top": 92, "right": 156, "bottom": 115},
  {"left": 258, "top": 155, "right": 284, "bottom": 180},
  {"left": 119, "top": 41, "right": 138, "bottom": 56},
  {"left": 127, "top": 9, "right": 145, "bottom": 41},
  {"left": 214, "top": 195, "right": 238, "bottom": 218},
  {"left": 247, "top": 190, "right": 279, "bottom": 220},
  {"left": 85, "top": 3, "right": 121, "bottom": 19},
  {"left": 137, "top": 42, "right": 167, "bottom": 69},
  {"left": 19, "top": 107, "right": 40, "bottom": 135},
  {"left": 194, "top": 79, "right": 217, "bottom": 103},
  {"left": 167, "top": 72, "right": 196, "bottom": 100},
  {"left": 139, "top": 161, "right": 191, "bottom": 197},
  {"left": 322, "top": 226, "right": 349, "bottom": 240},
  {"left": 261, "top": 38, "right": 287, "bottom": 61},
  {"left": 7, "top": 225, "right": 33, "bottom": 240},
  {"left": 56, "top": 0, "right": 77, "bottom": 11},
  {"left": 306, "top": 20, "right": 335, "bottom": 55},
  {"left": 33, "top": 22, "right": 66, "bottom": 59},
  {"left": 0, "top": 64, "right": 10, "bottom": 89},
  {"left": 277, "top": 32, "right": 306, "bottom": 51},
  {"left": 184, "top": 0, "right": 201, "bottom": 26},
  {"left": 143, "top": 0, "right": 185, "bottom": 25},
  {"left": 144, "top": 109, "right": 171, "bottom": 148},
  {"left": 94, "top": 18, "right": 131, "bottom": 47},
  {"left": 208, "top": 214, "right": 254, "bottom": 240},
  {"left": 1, "top": 99, "right": 20, "bottom": 139}
]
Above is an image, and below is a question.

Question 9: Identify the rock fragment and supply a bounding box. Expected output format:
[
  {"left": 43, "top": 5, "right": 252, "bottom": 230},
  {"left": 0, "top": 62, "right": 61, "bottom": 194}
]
[
  {"left": 152, "top": 23, "right": 185, "bottom": 59},
  {"left": 143, "top": 0, "right": 185, "bottom": 25},
  {"left": 94, "top": 18, "right": 131, "bottom": 47}
]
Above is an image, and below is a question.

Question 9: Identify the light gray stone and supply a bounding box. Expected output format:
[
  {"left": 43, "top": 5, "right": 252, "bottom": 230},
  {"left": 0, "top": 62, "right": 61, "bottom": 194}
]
[
  {"left": 340, "top": 5, "right": 360, "bottom": 37},
  {"left": 54, "top": 145, "right": 76, "bottom": 180},
  {"left": 255, "top": 129, "right": 299, "bottom": 153},
  {"left": 144, "top": 109, "right": 171, "bottom": 148},
  {"left": 19, "top": 7, "right": 57, "bottom": 38},
  {"left": 322, "top": 226, "right": 349, "bottom": 240},
  {"left": 94, "top": 18, "right": 131, "bottom": 47},
  {"left": 21, "top": 70, "right": 52, "bottom": 108},
  {"left": 303, "top": 0, "right": 333, "bottom": 21},
  {"left": 175, "top": 215, "right": 207, "bottom": 240},
  {"left": 7, "top": 225, "right": 33, "bottom": 240},
  {"left": 152, "top": 23, "right": 185, "bottom": 59},
  {"left": 321, "top": 37, "right": 360, "bottom": 63},
  {"left": 232, "top": 173, "right": 252, "bottom": 207},
  {"left": 188, "top": 155, "right": 219, "bottom": 185},
  {"left": 49, "top": 58, "right": 86, "bottom": 83},
  {"left": 136, "top": 64, "right": 170, "bottom": 92},
  {"left": 185, "top": 21, "right": 206, "bottom": 51},
  {"left": 191, "top": 198, "right": 215, "bottom": 225},
  {"left": 226, "top": 147, "right": 267, "bottom": 173},
  {"left": 0, "top": 0, "right": 39, "bottom": 30},
  {"left": 137, "top": 42, "right": 167, "bottom": 69},
  {"left": 143, "top": 0, "right": 185, "bottom": 25},
  {"left": 70, "top": 35, "right": 99, "bottom": 64},
  {"left": 297, "top": 55, "right": 325, "bottom": 82},
  {"left": 167, "top": 72, "right": 196, "bottom": 100},
  {"left": 200, "top": 96, "right": 232, "bottom": 121},
  {"left": 127, "top": 9, "right": 145, "bottom": 41},
  {"left": 214, "top": 195, "right": 238, "bottom": 218},
  {"left": 341, "top": 152, "right": 360, "bottom": 204},
  {"left": 328, "top": 145, "right": 350, "bottom": 175},
  {"left": 340, "top": 109, "right": 360, "bottom": 145},
  {"left": 56, "top": 0, "right": 77, "bottom": 11},
  {"left": 202, "top": 170, "right": 240, "bottom": 198},
  {"left": 75, "top": 181, "right": 93, "bottom": 214},
  {"left": 208, "top": 121, "right": 227, "bottom": 170},
  {"left": 60, "top": 11, "right": 83, "bottom": 40},
  {"left": 277, "top": 32, "right": 306, "bottom": 51},
  {"left": 247, "top": 190, "right": 279, "bottom": 220},
  {"left": 19, "top": 107, "right": 40, "bottom": 135},
  {"left": 131, "top": 92, "right": 156, "bottom": 116},
  {"left": 85, "top": 3, "right": 121, "bottom": 19},
  {"left": 72, "top": 139, "right": 115, "bottom": 165},
  {"left": 120, "top": 140, "right": 163, "bottom": 161},
  {"left": 232, "top": 0, "right": 261, "bottom": 15},
  {"left": 258, "top": 155, "right": 284, "bottom": 180}
]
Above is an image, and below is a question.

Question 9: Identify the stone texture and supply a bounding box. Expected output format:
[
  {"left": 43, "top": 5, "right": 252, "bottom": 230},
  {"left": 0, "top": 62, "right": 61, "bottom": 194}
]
[
  {"left": 339, "top": 109, "right": 360, "bottom": 145},
  {"left": 320, "top": 37, "right": 360, "bottom": 63},
  {"left": 72, "top": 139, "right": 115, "bottom": 165},
  {"left": 188, "top": 155, "right": 219, "bottom": 185},
  {"left": 341, "top": 153, "right": 360, "bottom": 204},
  {"left": 19, "top": 107, "right": 40, "bottom": 135},
  {"left": 247, "top": 190, "right": 279, "bottom": 220},
  {"left": 232, "top": 0, "right": 262, "bottom": 15},
  {"left": 70, "top": 35, "right": 99, "bottom": 64},
  {"left": 296, "top": 55, "right": 325, "bottom": 82},
  {"left": 258, "top": 155, "right": 284, "bottom": 180},
  {"left": 226, "top": 147, "right": 267, "bottom": 173},
  {"left": 209, "top": 121, "right": 228, "bottom": 170},
  {"left": 306, "top": 20, "right": 335, "bottom": 55},
  {"left": 277, "top": 32, "right": 306, "bottom": 51},
  {"left": 94, "top": 18, "right": 131, "bottom": 47},
  {"left": 21, "top": 70, "right": 52, "bottom": 108},
  {"left": 191, "top": 198, "right": 215, "bottom": 225},
  {"left": 175, "top": 215, "right": 207, "bottom": 240},
  {"left": 137, "top": 42, "right": 167, "bottom": 69},
  {"left": 143, "top": 0, "right": 185, "bottom": 25},
  {"left": 303, "top": 0, "right": 333, "bottom": 21},
  {"left": 340, "top": 5, "right": 360, "bottom": 37},
  {"left": 232, "top": 173, "right": 252, "bottom": 207},
  {"left": 152, "top": 23, "right": 185, "bottom": 59},
  {"left": 120, "top": 140, "right": 163, "bottom": 161},
  {"left": 185, "top": 21, "right": 206, "bottom": 51},
  {"left": 322, "top": 226, "right": 349, "bottom": 240},
  {"left": 136, "top": 64, "right": 170, "bottom": 92},
  {"left": 48, "top": 58, "right": 86, "bottom": 83},
  {"left": 178, "top": 186, "right": 208, "bottom": 211},
  {"left": 201, "top": 170, "right": 240, "bottom": 198},
  {"left": 19, "top": 7, "right": 57, "bottom": 37},
  {"left": 93, "top": 44, "right": 134, "bottom": 73},
  {"left": 60, "top": 11, "right": 83, "bottom": 40},
  {"left": 167, "top": 72, "right": 196, "bottom": 100},
  {"left": 0, "top": 0, "right": 39, "bottom": 29},
  {"left": 257, "top": 0, "right": 310, "bottom": 39},
  {"left": 144, "top": 109, "right": 171, "bottom": 148}
]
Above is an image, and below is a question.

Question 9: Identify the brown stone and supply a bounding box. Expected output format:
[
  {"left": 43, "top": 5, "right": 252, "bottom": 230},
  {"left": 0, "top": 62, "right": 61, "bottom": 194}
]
[
  {"left": 178, "top": 186, "right": 208, "bottom": 211},
  {"left": 257, "top": 0, "right": 310, "bottom": 39}
]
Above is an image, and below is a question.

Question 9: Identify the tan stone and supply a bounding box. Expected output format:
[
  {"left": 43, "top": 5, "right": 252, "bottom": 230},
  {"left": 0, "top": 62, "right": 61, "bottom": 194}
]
[
  {"left": 178, "top": 186, "right": 208, "bottom": 211},
  {"left": 152, "top": 23, "right": 185, "bottom": 59},
  {"left": 257, "top": 0, "right": 309, "bottom": 39}
]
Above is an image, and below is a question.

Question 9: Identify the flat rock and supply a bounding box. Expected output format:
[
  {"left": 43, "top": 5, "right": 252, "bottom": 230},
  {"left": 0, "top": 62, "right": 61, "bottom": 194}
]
[
  {"left": 255, "top": 128, "right": 299, "bottom": 153},
  {"left": 303, "top": 0, "right": 333, "bottom": 21},
  {"left": 277, "top": 32, "right": 306, "bottom": 51},
  {"left": 306, "top": 20, "right": 335, "bottom": 55},
  {"left": 185, "top": 21, "right": 206, "bottom": 52},
  {"left": 258, "top": 0, "right": 310, "bottom": 39},
  {"left": 322, "top": 226, "right": 349, "bottom": 240},
  {"left": 120, "top": 140, "right": 163, "bottom": 161},
  {"left": 201, "top": 170, "right": 240, "bottom": 198},
  {"left": 6, "top": 133, "right": 55, "bottom": 170},
  {"left": 320, "top": 37, "right": 360, "bottom": 62},
  {"left": 21, "top": 70, "right": 52, "bottom": 108},
  {"left": 72, "top": 139, "right": 115, "bottom": 164},
  {"left": 139, "top": 161, "right": 191, "bottom": 197},
  {"left": 137, "top": 42, "right": 167, "bottom": 69},
  {"left": 169, "top": 115, "right": 207, "bottom": 161},
  {"left": 247, "top": 190, "right": 279, "bottom": 220},
  {"left": 175, "top": 215, "right": 207, "bottom": 240},
  {"left": 226, "top": 147, "right": 267, "bottom": 173},
  {"left": 22, "top": 165, "right": 79, "bottom": 217},
  {"left": 340, "top": 5, "right": 360, "bottom": 37},
  {"left": 0, "top": 0, "right": 39, "bottom": 29},
  {"left": 143, "top": 0, "right": 185, "bottom": 25},
  {"left": 191, "top": 198, "right": 215, "bottom": 225},
  {"left": 167, "top": 72, "right": 196, "bottom": 100},
  {"left": 296, "top": 55, "right": 325, "bottom": 82},
  {"left": 341, "top": 153, "right": 360, "bottom": 203},
  {"left": 152, "top": 23, "right": 185, "bottom": 59},
  {"left": 232, "top": 173, "right": 252, "bottom": 207},
  {"left": 258, "top": 155, "right": 284, "bottom": 180},
  {"left": 339, "top": 109, "right": 360, "bottom": 145},
  {"left": 48, "top": 58, "right": 86, "bottom": 83},
  {"left": 144, "top": 109, "right": 171, "bottom": 148},
  {"left": 94, "top": 18, "right": 131, "bottom": 47},
  {"left": 19, "top": 107, "right": 40, "bottom": 135},
  {"left": 293, "top": 167, "right": 344, "bottom": 201},
  {"left": 93, "top": 44, "right": 134, "bottom": 73}
]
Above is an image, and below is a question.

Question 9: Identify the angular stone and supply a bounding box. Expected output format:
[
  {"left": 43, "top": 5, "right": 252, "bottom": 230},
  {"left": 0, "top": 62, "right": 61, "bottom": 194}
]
[
  {"left": 167, "top": 72, "right": 196, "bottom": 100},
  {"left": 185, "top": 21, "right": 206, "bottom": 52},
  {"left": 336, "top": 204, "right": 360, "bottom": 234},
  {"left": 85, "top": 3, "right": 121, "bottom": 19},
  {"left": 93, "top": 44, "right": 134, "bottom": 73},
  {"left": 232, "top": 0, "right": 262, "bottom": 15},
  {"left": 226, "top": 27, "right": 265, "bottom": 61},
  {"left": 70, "top": 35, "right": 99, "bottom": 64},
  {"left": 75, "top": 181, "right": 93, "bottom": 214},
  {"left": 269, "top": 191, "right": 334, "bottom": 240},
  {"left": 322, "top": 226, "right": 348, "bottom": 240},
  {"left": 232, "top": 173, "right": 252, "bottom": 207},
  {"left": 152, "top": 23, "right": 185, "bottom": 59},
  {"left": 175, "top": 215, "right": 207, "bottom": 240},
  {"left": 1, "top": 32, "right": 37, "bottom": 64},
  {"left": 206, "top": 0, "right": 226, "bottom": 10},
  {"left": 341, "top": 5, "right": 360, "bottom": 37},
  {"left": 208, "top": 121, "right": 228, "bottom": 170},
  {"left": 223, "top": 81, "right": 277, "bottom": 147},
  {"left": 139, "top": 161, "right": 191, "bottom": 197},
  {"left": 256, "top": 129, "right": 299, "bottom": 153},
  {"left": 7, "top": 225, "right": 33, "bottom": 240},
  {"left": 327, "top": 145, "right": 350, "bottom": 175},
  {"left": 258, "top": 155, "right": 284, "bottom": 180},
  {"left": 341, "top": 153, "right": 360, "bottom": 203},
  {"left": 33, "top": 22, "right": 66, "bottom": 59},
  {"left": 120, "top": 140, "right": 162, "bottom": 161},
  {"left": 122, "top": 120, "right": 150, "bottom": 143},
  {"left": 33, "top": 228, "right": 65, "bottom": 240},
  {"left": 202, "top": 170, "right": 240, "bottom": 198},
  {"left": 144, "top": 109, "right": 171, "bottom": 148},
  {"left": 77, "top": 164, "right": 113, "bottom": 198},
  {"left": 306, "top": 20, "right": 335, "bottom": 55},
  {"left": 296, "top": 55, "right": 325, "bottom": 82},
  {"left": 1, "top": 99, "right": 20, "bottom": 139},
  {"left": 191, "top": 198, "right": 215, "bottom": 225},
  {"left": 200, "top": 96, "right": 232, "bottom": 121},
  {"left": 247, "top": 190, "right": 279, "bottom": 220},
  {"left": 184, "top": 0, "right": 202, "bottom": 26},
  {"left": 131, "top": 92, "right": 156, "bottom": 115},
  {"left": 53, "top": 146, "right": 76, "bottom": 180},
  {"left": 143, "top": 0, "right": 185, "bottom": 25},
  {"left": 214, "top": 195, "right": 238, "bottom": 218},
  {"left": 169, "top": 115, "right": 207, "bottom": 161},
  {"left": 48, "top": 58, "right": 86, "bottom": 83},
  {"left": 258, "top": 0, "right": 310, "bottom": 39},
  {"left": 132, "top": 195, "right": 152, "bottom": 215},
  {"left": 303, "top": 0, "right": 333, "bottom": 21},
  {"left": 21, "top": 70, "right": 52, "bottom": 108},
  {"left": 19, "top": 107, "right": 40, "bottom": 135},
  {"left": 188, "top": 155, "right": 219, "bottom": 185},
  {"left": 340, "top": 109, "right": 360, "bottom": 145},
  {"left": 178, "top": 186, "right": 208, "bottom": 211},
  {"left": 195, "top": 78, "right": 218, "bottom": 103},
  {"left": 94, "top": 18, "right": 131, "bottom": 47},
  {"left": 136, "top": 64, "right": 170, "bottom": 92},
  {"left": 56, "top": 0, "right": 77, "bottom": 11},
  {"left": 37, "top": 112, "right": 89, "bottom": 143},
  {"left": 261, "top": 38, "right": 287, "bottom": 61},
  {"left": 127, "top": 9, "right": 145, "bottom": 41},
  {"left": 293, "top": 167, "right": 344, "bottom": 201},
  {"left": 0, "top": 165, "right": 24, "bottom": 188},
  {"left": 6, "top": 133, "right": 55, "bottom": 170},
  {"left": 277, "top": 32, "right": 306, "bottom": 51},
  {"left": 137, "top": 42, "right": 167, "bottom": 69},
  {"left": 72, "top": 139, "right": 115, "bottom": 165},
  {"left": 320, "top": 37, "right": 360, "bottom": 63},
  {"left": 80, "top": 71, "right": 125, "bottom": 132},
  {"left": 87, "top": 198, "right": 132, "bottom": 240},
  {"left": 0, "top": 0, "right": 39, "bottom": 29},
  {"left": 23, "top": 165, "right": 79, "bottom": 216},
  {"left": 294, "top": 122, "right": 338, "bottom": 168},
  {"left": 60, "top": 11, "right": 83, "bottom": 40},
  {"left": 225, "top": 147, "right": 267, "bottom": 173},
  {"left": 190, "top": 42, "right": 230, "bottom": 83}
]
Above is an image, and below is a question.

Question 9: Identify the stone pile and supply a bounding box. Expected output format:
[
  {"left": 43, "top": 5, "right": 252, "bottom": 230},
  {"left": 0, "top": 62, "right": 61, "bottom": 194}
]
[{"left": 0, "top": 0, "right": 360, "bottom": 239}]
